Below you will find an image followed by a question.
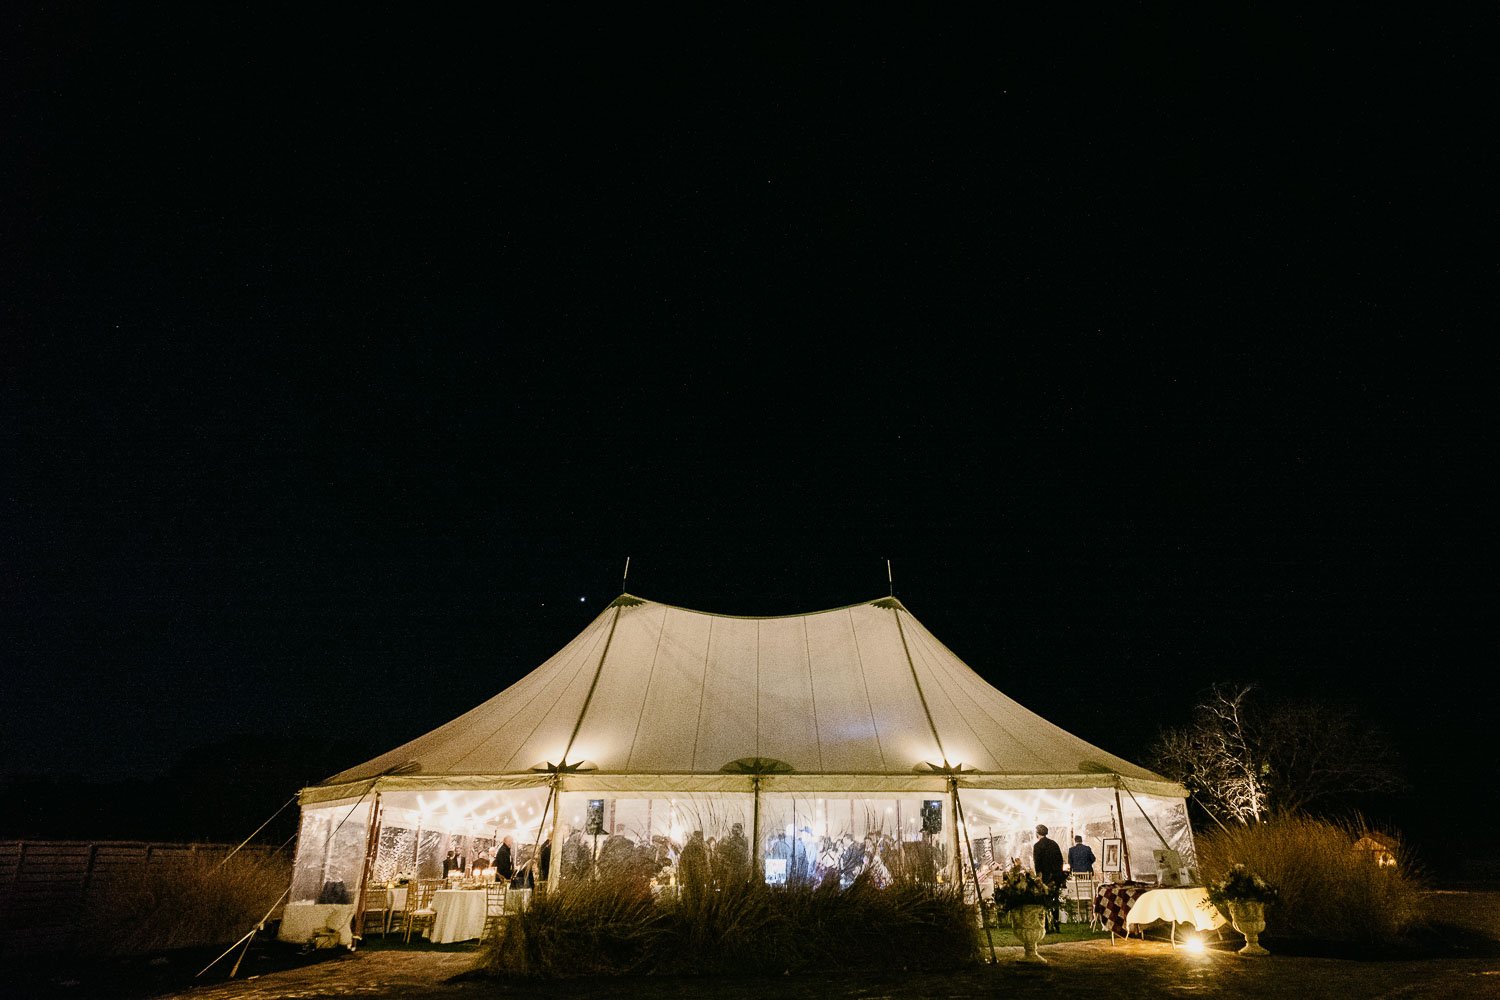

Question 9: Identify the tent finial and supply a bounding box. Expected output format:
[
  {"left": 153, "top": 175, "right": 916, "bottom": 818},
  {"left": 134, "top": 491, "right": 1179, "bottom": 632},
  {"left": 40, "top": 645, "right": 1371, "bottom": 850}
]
[
  {"left": 622, "top": 555, "right": 630, "bottom": 590},
  {"left": 886, "top": 558, "right": 894, "bottom": 596}
]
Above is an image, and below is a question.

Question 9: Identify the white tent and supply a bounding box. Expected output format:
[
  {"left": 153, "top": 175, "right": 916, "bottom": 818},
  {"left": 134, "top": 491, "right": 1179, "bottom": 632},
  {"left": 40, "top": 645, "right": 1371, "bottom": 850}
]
[{"left": 285, "top": 595, "right": 1197, "bottom": 932}]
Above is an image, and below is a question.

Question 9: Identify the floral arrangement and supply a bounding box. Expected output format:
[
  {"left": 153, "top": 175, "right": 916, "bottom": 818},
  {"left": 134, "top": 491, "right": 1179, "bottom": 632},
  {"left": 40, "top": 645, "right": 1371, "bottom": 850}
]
[
  {"left": 991, "top": 866, "right": 1063, "bottom": 914},
  {"left": 1206, "top": 863, "right": 1278, "bottom": 908}
]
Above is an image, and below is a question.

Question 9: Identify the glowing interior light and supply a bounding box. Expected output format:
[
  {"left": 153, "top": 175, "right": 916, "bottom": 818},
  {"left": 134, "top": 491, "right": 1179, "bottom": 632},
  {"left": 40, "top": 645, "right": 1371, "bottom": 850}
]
[{"left": 1184, "top": 936, "right": 1206, "bottom": 954}]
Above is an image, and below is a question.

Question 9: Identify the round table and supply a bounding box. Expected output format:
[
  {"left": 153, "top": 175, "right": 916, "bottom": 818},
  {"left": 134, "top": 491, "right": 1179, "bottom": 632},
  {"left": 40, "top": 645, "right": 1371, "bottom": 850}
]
[
  {"left": 427, "top": 889, "right": 488, "bottom": 943},
  {"left": 1125, "top": 887, "right": 1226, "bottom": 935},
  {"left": 1122, "top": 887, "right": 1224, "bottom": 953}
]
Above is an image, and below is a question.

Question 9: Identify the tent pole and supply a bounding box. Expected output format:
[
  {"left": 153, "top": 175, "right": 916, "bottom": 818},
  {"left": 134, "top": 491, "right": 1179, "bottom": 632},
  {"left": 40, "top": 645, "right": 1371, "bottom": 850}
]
[
  {"left": 351, "top": 792, "right": 383, "bottom": 944},
  {"left": 530, "top": 778, "right": 558, "bottom": 894},
  {"left": 1113, "top": 786, "right": 1132, "bottom": 881},
  {"left": 751, "top": 775, "right": 763, "bottom": 885},
  {"left": 196, "top": 886, "right": 289, "bottom": 979},
  {"left": 949, "top": 778, "right": 995, "bottom": 963},
  {"left": 944, "top": 795, "right": 960, "bottom": 886},
  {"left": 547, "top": 778, "right": 566, "bottom": 887}
]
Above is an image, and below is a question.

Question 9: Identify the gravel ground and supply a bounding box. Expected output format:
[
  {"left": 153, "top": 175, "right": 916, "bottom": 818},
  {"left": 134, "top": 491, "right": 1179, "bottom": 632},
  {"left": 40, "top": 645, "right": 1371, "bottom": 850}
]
[
  {"left": 26, "top": 891, "right": 1500, "bottom": 1000},
  {"left": 152, "top": 937, "right": 1500, "bottom": 1000}
]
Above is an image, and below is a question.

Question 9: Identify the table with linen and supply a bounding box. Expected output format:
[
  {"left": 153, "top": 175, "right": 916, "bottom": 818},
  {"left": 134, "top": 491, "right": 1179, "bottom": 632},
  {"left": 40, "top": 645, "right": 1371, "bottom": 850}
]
[
  {"left": 1125, "top": 887, "right": 1227, "bottom": 935},
  {"left": 427, "top": 888, "right": 488, "bottom": 943},
  {"left": 1093, "top": 881, "right": 1152, "bottom": 936},
  {"left": 277, "top": 902, "right": 356, "bottom": 948}
]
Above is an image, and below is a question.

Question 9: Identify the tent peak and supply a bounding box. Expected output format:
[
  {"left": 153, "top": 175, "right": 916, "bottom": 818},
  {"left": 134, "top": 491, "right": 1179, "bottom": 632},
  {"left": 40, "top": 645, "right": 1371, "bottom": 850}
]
[{"left": 605, "top": 593, "right": 908, "bottom": 620}]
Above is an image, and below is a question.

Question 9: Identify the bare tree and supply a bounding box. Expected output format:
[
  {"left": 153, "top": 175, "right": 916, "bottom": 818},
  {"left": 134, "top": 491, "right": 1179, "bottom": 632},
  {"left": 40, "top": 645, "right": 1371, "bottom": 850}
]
[
  {"left": 1149, "top": 683, "right": 1403, "bottom": 826},
  {"left": 1150, "top": 683, "right": 1270, "bottom": 825},
  {"left": 1259, "top": 699, "right": 1406, "bottom": 815}
]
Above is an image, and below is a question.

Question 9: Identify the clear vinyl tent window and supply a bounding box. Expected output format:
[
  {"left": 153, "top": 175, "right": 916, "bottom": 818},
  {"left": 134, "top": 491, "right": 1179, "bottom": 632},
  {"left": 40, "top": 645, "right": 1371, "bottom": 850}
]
[
  {"left": 956, "top": 786, "right": 1197, "bottom": 883},
  {"left": 758, "top": 794, "right": 950, "bottom": 887},
  {"left": 289, "top": 800, "right": 373, "bottom": 904},
  {"left": 554, "top": 791, "right": 753, "bottom": 890},
  {"left": 388, "top": 786, "right": 551, "bottom": 879}
]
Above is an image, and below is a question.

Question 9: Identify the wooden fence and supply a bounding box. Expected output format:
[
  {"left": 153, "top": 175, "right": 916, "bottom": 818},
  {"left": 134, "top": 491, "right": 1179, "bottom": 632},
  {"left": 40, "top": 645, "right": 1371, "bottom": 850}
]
[{"left": 0, "top": 840, "right": 288, "bottom": 957}]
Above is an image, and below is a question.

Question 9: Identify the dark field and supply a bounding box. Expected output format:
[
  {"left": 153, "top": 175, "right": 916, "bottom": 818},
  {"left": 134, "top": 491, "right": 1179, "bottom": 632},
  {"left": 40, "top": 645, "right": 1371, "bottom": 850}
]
[{"left": 12, "top": 891, "right": 1499, "bottom": 1000}]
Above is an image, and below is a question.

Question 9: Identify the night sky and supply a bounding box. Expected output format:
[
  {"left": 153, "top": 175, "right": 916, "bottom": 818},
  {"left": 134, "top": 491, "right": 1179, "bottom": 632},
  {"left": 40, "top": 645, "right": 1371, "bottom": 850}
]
[{"left": 5, "top": 11, "right": 1495, "bottom": 874}]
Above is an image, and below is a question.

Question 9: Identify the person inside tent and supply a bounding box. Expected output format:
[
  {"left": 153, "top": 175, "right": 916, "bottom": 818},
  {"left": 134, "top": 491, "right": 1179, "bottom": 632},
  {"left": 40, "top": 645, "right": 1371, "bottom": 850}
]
[
  {"left": 715, "top": 822, "right": 749, "bottom": 887},
  {"left": 1068, "top": 835, "right": 1095, "bottom": 876},
  {"left": 678, "top": 830, "right": 710, "bottom": 904},
  {"left": 1032, "top": 825, "right": 1065, "bottom": 932},
  {"left": 496, "top": 836, "right": 516, "bottom": 884}
]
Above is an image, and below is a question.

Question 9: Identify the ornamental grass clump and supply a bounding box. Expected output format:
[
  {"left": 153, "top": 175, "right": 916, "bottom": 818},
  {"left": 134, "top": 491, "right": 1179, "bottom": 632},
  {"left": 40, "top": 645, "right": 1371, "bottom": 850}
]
[
  {"left": 480, "top": 872, "right": 978, "bottom": 978},
  {"left": 1197, "top": 814, "right": 1423, "bottom": 944},
  {"left": 78, "top": 851, "right": 291, "bottom": 956}
]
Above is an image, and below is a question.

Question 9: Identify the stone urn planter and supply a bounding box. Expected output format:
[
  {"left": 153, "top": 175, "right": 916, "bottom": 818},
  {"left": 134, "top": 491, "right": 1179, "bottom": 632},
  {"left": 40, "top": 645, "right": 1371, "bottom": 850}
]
[
  {"left": 1010, "top": 904, "right": 1048, "bottom": 963},
  {"left": 1226, "top": 900, "right": 1269, "bottom": 956}
]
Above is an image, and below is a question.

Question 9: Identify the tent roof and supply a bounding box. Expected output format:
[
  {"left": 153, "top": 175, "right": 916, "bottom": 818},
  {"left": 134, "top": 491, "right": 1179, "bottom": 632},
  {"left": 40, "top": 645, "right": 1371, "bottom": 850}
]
[{"left": 322, "top": 594, "right": 1173, "bottom": 790}]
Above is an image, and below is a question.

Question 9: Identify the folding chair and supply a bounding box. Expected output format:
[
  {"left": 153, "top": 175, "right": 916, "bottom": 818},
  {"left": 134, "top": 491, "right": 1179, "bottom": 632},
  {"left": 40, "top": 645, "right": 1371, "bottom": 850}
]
[
  {"left": 385, "top": 882, "right": 414, "bottom": 936},
  {"left": 480, "top": 883, "right": 508, "bottom": 939},
  {"left": 1069, "top": 874, "right": 1099, "bottom": 930},
  {"left": 403, "top": 879, "right": 441, "bottom": 942},
  {"left": 358, "top": 882, "right": 391, "bottom": 939}
]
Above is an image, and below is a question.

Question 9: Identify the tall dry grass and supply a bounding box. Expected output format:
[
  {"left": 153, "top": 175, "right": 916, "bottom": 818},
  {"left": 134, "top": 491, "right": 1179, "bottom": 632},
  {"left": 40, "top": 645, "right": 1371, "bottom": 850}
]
[
  {"left": 77, "top": 851, "right": 291, "bottom": 955},
  {"left": 481, "top": 873, "right": 979, "bottom": 978},
  {"left": 1196, "top": 815, "right": 1423, "bottom": 944}
]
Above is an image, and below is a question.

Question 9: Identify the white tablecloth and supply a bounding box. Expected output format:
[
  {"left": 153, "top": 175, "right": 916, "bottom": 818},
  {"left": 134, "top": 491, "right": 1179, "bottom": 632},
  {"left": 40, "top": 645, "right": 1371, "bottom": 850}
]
[
  {"left": 427, "top": 889, "right": 488, "bottom": 943},
  {"left": 1125, "top": 887, "right": 1227, "bottom": 933},
  {"left": 278, "top": 902, "right": 356, "bottom": 948}
]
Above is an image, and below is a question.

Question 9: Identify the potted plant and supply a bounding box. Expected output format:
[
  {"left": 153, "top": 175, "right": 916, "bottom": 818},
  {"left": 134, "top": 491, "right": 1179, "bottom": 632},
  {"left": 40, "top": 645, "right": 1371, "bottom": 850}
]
[
  {"left": 1206, "top": 863, "right": 1277, "bottom": 956},
  {"left": 992, "top": 866, "right": 1064, "bottom": 963}
]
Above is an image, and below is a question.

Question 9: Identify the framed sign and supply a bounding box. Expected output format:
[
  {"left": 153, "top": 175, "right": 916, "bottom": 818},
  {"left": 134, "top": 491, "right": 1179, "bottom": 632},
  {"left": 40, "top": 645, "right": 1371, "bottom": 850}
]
[{"left": 1101, "top": 838, "right": 1123, "bottom": 873}]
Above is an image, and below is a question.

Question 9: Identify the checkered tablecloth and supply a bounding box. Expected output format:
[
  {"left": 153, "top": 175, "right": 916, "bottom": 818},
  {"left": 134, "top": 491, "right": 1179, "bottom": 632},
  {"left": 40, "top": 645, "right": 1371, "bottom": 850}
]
[{"left": 1094, "top": 882, "right": 1152, "bottom": 935}]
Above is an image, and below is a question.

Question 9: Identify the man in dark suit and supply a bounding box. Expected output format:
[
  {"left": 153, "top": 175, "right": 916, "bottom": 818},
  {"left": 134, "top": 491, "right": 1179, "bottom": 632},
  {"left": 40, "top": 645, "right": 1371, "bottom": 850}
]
[
  {"left": 1068, "top": 835, "right": 1096, "bottom": 875},
  {"left": 496, "top": 836, "right": 515, "bottom": 884},
  {"left": 1032, "top": 825, "right": 1065, "bottom": 932}
]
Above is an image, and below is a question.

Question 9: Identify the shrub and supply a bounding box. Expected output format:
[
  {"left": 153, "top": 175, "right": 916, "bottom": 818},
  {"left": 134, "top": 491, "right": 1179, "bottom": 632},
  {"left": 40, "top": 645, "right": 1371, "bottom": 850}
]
[
  {"left": 1196, "top": 815, "right": 1423, "bottom": 944},
  {"left": 78, "top": 851, "right": 291, "bottom": 956},
  {"left": 481, "top": 872, "right": 979, "bottom": 978}
]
